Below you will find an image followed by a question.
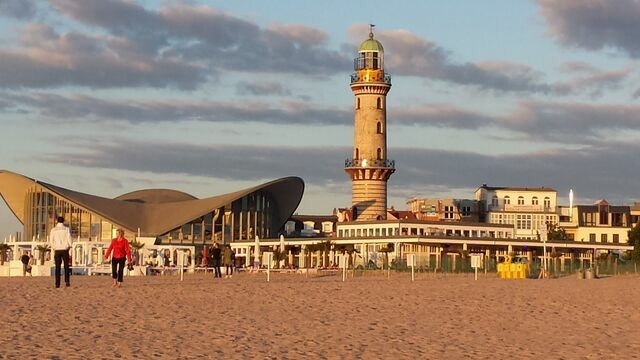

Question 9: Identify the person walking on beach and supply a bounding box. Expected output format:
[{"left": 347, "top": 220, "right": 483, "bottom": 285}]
[
  {"left": 222, "top": 244, "right": 233, "bottom": 279},
  {"left": 49, "top": 216, "right": 73, "bottom": 288},
  {"left": 104, "top": 229, "right": 132, "bottom": 287},
  {"left": 211, "top": 243, "right": 222, "bottom": 278}
]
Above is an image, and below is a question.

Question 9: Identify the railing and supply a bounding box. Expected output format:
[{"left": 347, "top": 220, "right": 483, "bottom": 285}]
[
  {"left": 489, "top": 204, "right": 554, "bottom": 212},
  {"left": 344, "top": 158, "right": 395, "bottom": 169},
  {"left": 350, "top": 72, "right": 392, "bottom": 85}
]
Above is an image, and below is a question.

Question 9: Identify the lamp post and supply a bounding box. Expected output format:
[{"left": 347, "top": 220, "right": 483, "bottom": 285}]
[{"left": 538, "top": 227, "right": 548, "bottom": 278}]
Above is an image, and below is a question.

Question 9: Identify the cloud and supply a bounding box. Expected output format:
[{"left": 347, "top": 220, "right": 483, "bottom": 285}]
[
  {"left": 236, "top": 81, "right": 291, "bottom": 96},
  {"left": 391, "top": 104, "right": 493, "bottom": 129},
  {"left": 0, "top": 92, "right": 350, "bottom": 125},
  {"left": 348, "top": 24, "right": 637, "bottom": 98},
  {"left": 538, "top": 0, "right": 640, "bottom": 57},
  {"left": 49, "top": 0, "right": 350, "bottom": 75},
  {"left": 555, "top": 62, "right": 635, "bottom": 96},
  {"left": 35, "top": 140, "right": 640, "bottom": 205},
  {"left": 498, "top": 101, "right": 640, "bottom": 142},
  {"left": 0, "top": 0, "right": 353, "bottom": 89},
  {"left": 5, "top": 91, "right": 640, "bottom": 145},
  {"left": 394, "top": 143, "right": 640, "bottom": 204},
  {"left": 347, "top": 25, "right": 555, "bottom": 94},
  {"left": 0, "top": 24, "right": 205, "bottom": 89},
  {"left": 0, "top": 0, "right": 36, "bottom": 19}
]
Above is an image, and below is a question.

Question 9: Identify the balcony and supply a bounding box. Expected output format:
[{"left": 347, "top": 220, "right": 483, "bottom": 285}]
[
  {"left": 350, "top": 72, "right": 392, "bottom": 85},
  {"left": 489, "top": 204, "right": 554, "bottom": 213},
  {"left": 345, "top": 158, "right": 395, "bottom": 169}
]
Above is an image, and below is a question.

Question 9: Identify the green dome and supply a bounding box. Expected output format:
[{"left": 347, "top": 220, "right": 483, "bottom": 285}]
[{"left": 359, "top": 34, "right": 384, "bottom": 52}]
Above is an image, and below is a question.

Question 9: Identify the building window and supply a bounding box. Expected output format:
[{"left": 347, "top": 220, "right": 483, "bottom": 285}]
[
  {"left": 544, "top": 197, "right": 551, "bottom": 209},
  {"left": 589, "top": 233, "right": 596, "bottom": 242},
  {"left": 377, "top": 97, "right": 381, "bottom": 109},
  {"left": 599, "top": 205, "right": 609, "bottom": 225},
  {"left": 516, "top": 215, "right": 532, "bottom": 230},
  {"left": 461, "top": 206, "right": 471, "bottom": 217},
  {"left": 356, "top": 98, "right": 360, "bottom": 109},
  {"left": 355, "top": 148, "right": 359, "bottom": 159},
  {"left": 601, "top": 234, "right": 607, "bottom": 243},
  {"left": 491, "top": 196, "right": 498, "bottom": 207},
  {"left": 518, "top": 196, "right": 524, "bottom": 205},
  {"left": 376, "top": 122, "right": 382, "bottom": 134},
  {"left": 613, "top": 234, "right": 619, "bottom": 243},
  {"left": 532, "top": 197, "right": 538, "bottom": 205},
  {"left": 444, "top": 206, "right": 454, "bottom": 219},
  {"left": 504, "top": 196, "right": 510, "bottom": 205},
  {"left": 377, "top": 148, "right": 382, "bottom": 160}
]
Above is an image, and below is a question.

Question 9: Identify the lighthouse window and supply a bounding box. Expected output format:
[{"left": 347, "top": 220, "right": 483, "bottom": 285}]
[
  {"left": 355, "top": 148, "right": 359, "bottom": 159},
  {"left": 356, "top": 98, "right": 360, "bottom": 109},
  {"left": 358, "top": 52, "right": 381, "bottom": 70},
  {"left": 376, "top": 98, "right": 381, "bottom": 109},
  {"left": 376, "top": 122, "right": 382, "bottom": 134},
  {"left": 377, "top": 148, "right": 382, "bottom": 160}
]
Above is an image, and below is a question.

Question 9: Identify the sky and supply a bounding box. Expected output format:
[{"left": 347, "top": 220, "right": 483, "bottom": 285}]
[{"left": 1, "top": 0, "right": 640, "bottom": 239}]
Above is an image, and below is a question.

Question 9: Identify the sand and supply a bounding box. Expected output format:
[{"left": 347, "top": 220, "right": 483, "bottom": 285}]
[{"left": 1, "top": 271, "right": 640, "bottom": 359}]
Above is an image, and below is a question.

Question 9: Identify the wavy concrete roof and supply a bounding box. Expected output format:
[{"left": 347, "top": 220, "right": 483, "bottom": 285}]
[{"left": 0, "top": 170, "right": 304, "bottom": 237}]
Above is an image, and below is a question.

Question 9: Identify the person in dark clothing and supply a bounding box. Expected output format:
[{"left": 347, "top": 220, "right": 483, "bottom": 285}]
[
  {"left": 211, "top": 243, "right": 222, "bottom": 278},
  {"left": 21, "top": 251, "right": 32, "bottom": 276},
  {"left": 222, "top": 244, "right": 233, "bottom": 279}
]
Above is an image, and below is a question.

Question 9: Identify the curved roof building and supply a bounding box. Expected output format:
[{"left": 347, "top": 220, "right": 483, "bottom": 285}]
[{"left": 0, "top": 170, "right": 304, "bottom": 244}]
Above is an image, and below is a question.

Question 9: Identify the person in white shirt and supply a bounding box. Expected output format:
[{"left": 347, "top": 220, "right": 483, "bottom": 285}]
[{"left": 49, "top": 216, "right": 73, "bottom": 288}]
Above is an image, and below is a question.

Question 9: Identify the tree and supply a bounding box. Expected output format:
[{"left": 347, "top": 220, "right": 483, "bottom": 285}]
[
  {"left": 130, "top": 240, "right": 145, "bottom": 265},
  {"left": 272, "top": 247, "right": 286, "bottom": 269},
  {"left": 35, "top": 244, "right": 51, "bottom": 265},
  {"left": 378, "top": 243, "right": 394, "bottom": 269},
  {"left": 0, "top": 243, "right": 10, "bottom": 265},
  {"left": 546, "top": 223, "right": 568, "bottom": 241},
  {"left": 628, "top": 222, "right": 640, "bottom": 263},
  {"left": 318, "top": 240, "right": 334, "bottom": 268}
]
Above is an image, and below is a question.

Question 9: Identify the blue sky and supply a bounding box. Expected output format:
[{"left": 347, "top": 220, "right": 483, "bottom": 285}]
[{"left": 1, "top": 0, "right": 640, "bottom": 239}]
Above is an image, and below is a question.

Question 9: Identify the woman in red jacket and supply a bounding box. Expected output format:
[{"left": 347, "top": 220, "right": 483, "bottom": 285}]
[{"left": 104, "top": 228, "right": 133, "bottom": 287}]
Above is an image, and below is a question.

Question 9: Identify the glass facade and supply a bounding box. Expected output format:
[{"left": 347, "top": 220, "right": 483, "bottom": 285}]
[
  {"left": 22, "top": 185, "right": 279, "bottom": 245},
  {"left": 156, "top": 190, "right": 277, "bottom": 245},
  {"left": 23, "top": 185, "right": 123, "bottom": 242}
]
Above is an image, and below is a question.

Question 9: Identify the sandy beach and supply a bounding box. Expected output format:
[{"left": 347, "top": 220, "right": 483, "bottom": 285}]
[{"left": 2, "top": 271, "right": 640, "bottom": 359}]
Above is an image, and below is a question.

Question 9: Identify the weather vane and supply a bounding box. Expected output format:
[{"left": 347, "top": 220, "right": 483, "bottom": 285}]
[{"left": 369, "top": 24, "right": 375, "bottom": 38}]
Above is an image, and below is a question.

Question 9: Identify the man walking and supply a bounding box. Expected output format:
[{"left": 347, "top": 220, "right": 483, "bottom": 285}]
[{"left": 49, "top": 216, "right": 73, "bottom": 288}]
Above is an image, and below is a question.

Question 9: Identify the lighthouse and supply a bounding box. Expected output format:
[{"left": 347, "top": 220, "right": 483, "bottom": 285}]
[{"left": 344, "top": 26, "right": 395, "bottom": 221}]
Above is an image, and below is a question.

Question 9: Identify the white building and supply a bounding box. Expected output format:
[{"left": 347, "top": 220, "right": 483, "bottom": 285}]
[{"left": 475, "top": 185, "right": 558, "bottom": 239}]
